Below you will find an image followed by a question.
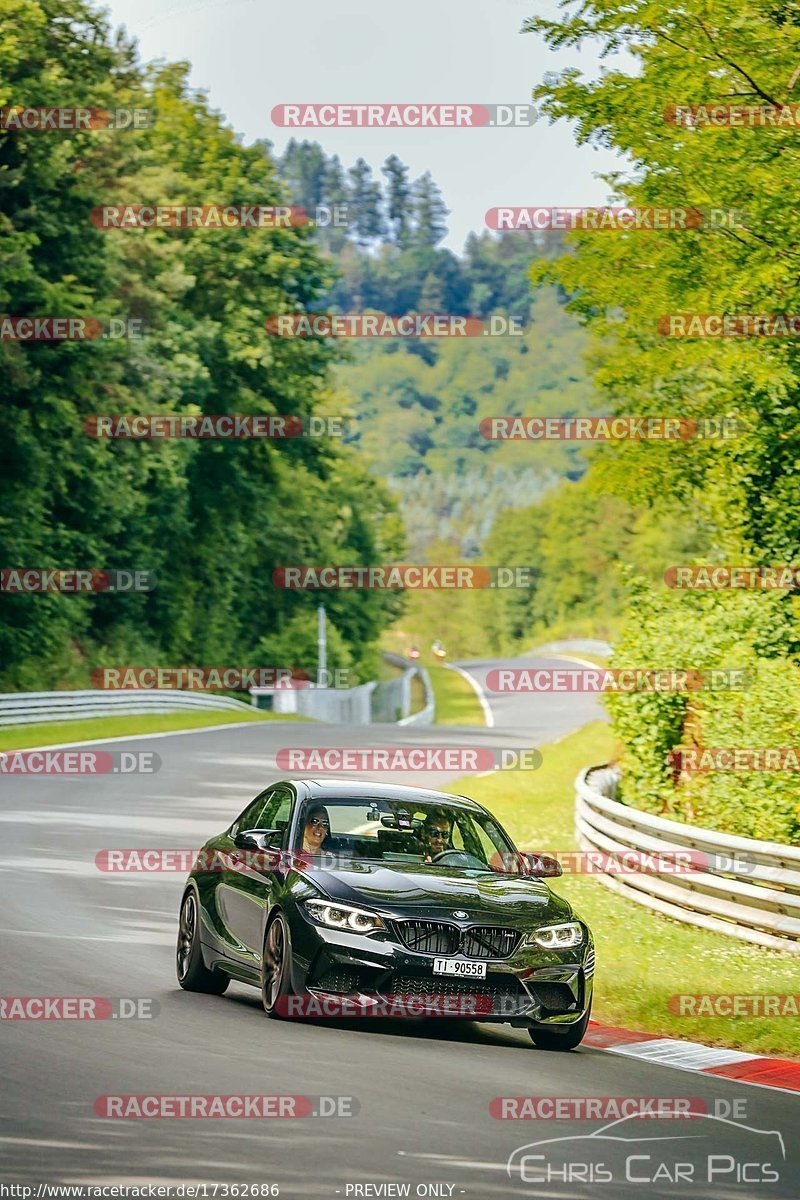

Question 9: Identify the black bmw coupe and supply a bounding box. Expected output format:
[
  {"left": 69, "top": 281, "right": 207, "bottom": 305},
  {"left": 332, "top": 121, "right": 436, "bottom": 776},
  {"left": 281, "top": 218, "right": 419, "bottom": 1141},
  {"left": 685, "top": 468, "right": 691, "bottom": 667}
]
[{"left": 176, "top": 779, "right": 595, "bottom": 1049}]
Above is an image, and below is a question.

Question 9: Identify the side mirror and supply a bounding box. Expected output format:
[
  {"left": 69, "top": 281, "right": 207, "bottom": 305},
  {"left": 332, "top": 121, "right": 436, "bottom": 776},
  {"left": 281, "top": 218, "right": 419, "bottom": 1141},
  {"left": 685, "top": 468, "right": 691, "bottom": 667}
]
[
  {"left": 234, "top": 828, "right": 281, "bottom": 851},
  {"left": 524, "top": 852, "right": 563, "bottom": 879}
]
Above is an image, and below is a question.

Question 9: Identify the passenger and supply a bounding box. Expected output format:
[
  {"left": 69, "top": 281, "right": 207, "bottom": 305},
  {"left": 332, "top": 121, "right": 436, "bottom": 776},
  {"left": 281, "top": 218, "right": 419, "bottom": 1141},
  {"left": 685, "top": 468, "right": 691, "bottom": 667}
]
[{"left": 302, "top": 804, "right": 331, "bottom": 855}]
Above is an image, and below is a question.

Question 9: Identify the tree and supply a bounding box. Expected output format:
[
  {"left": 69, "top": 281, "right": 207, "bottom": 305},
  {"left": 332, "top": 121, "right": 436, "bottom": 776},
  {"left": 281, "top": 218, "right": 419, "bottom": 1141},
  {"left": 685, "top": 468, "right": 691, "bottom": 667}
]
[
  {"left": 381, "top": 154, "right": 412, "bottom": 247},
  {"left": 0, "top": 1, "right": 405, "bottom": 689},
  {"left": 411, "top": 172, "right": 449, "bottom": 248},
  {"left": 523, "top": 0, "right": 800, "bottom": 841},
  {"left": 348, "top": 157, "right": 386, "bottom": 247}
]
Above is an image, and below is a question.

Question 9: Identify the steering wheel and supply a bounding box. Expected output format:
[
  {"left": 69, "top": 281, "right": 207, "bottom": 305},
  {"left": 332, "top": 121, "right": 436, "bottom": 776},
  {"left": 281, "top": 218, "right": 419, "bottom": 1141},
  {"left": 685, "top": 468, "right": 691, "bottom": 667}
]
[{"left": 431, "top": 850, "right": 486, "bottom": 869}]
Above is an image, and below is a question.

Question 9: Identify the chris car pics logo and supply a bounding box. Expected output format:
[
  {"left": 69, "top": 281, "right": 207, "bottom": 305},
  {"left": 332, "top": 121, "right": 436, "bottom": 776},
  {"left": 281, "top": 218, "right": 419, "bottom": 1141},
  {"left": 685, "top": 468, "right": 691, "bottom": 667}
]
[{"left": 506, "top": 1113, "right": 784, "bottom": 1186}]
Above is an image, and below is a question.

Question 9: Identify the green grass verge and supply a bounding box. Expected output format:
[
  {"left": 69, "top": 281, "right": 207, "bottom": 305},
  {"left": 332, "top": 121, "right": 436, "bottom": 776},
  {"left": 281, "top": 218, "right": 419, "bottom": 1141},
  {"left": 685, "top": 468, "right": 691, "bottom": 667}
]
[
  {"left": 429, "top": 663, "right": 485, "bottom": 726},
  {"left": 445, "top": 721, "right": 799, "bottom": 1059},
  {"left": 0, "top": 707, "right": 307, "bottom": 751}
]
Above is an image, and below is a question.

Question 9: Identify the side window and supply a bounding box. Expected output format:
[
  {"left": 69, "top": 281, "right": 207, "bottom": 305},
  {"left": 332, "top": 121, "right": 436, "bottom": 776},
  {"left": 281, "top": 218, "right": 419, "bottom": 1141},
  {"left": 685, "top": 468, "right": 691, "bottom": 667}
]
[
  {"left": 259, "top": 787, "right": 293, "bottom": 845},
  {"left": 231, "top": 787, "right": 291, "bottom": 836},
  {"left": 452, "top": 815, "right": 488, "bottom": 863},
  {"left": 231, "top": 790, "right": 271, "bottom": 836}
]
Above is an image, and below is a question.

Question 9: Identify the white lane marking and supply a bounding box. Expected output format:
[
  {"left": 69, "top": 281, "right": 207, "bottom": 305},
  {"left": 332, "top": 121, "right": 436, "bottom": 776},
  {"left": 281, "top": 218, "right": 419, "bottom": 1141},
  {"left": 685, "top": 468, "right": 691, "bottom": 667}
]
[
  {"left": 0, "top": 720, "right": 274, "bottom": 756},
  {"left": 446, "top": 664, "right": 494, "bottom": 728},
  {"left": 0, "top": 811, "right": 227, "bottom": 834},
  {"left": 611, "top": 1038, "right": 760, "bottom": 1069},
  {"left": 398, "top": 1151, "right": 506, "bottom": 1171},
  {"left": 0, "top": 1138, "right": 104, "bottom": 1150},
  {"left": 534, "top": 652, "right": 607, "bottom": 670},
  {"left": 0, "top": 929, "right": 175, "bottom": 943}
]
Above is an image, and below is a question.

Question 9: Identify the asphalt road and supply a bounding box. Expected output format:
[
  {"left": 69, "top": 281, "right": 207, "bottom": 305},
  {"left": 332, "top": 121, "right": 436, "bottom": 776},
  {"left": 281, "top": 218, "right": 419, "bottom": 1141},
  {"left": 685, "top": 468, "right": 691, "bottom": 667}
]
[{"left": 1, "top": 655, "right": 797, "bottom": 1198}]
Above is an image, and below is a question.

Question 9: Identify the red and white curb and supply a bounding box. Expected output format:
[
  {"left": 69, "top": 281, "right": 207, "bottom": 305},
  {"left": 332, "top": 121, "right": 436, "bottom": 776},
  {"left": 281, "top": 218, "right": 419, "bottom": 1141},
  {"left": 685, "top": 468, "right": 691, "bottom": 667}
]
[{"left": 585, "top": 1021, "right": 800, "bottom": 1095}]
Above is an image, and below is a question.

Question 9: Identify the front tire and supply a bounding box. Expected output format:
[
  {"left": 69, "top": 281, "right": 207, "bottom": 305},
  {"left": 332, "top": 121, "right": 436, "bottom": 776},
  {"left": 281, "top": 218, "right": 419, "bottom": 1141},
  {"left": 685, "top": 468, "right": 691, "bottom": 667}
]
[
  {"left": 261, "top": 913, "right": 293, "bottom": 1018},
  {"left": 177, "top": 889, "right": 229, "bottom": 994},
  {"left": 528, "top": 1004, "right": 591, "bottom": 1051}
]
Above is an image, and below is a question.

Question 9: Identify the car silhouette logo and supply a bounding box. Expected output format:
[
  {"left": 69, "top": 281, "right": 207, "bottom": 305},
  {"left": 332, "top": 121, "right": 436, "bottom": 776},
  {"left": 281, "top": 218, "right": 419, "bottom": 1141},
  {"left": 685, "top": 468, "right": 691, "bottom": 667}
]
[{"left": 453, "top": 910, "right": 468, "bottom": 919}]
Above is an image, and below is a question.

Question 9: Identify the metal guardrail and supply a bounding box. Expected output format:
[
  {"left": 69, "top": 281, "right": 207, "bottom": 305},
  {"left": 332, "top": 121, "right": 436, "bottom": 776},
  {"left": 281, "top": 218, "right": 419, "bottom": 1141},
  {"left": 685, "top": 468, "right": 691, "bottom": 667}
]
[
  {"left": 378, "top": 654, "right": 435, "bottom": 726},
  {"left": 250, "top": 656, "right": 434, "bottom": 726},
  {"left": 0, "top": 689, "right": 252, "bottom": 727},
  {"left": 575, "top": 764, "right": 800, "bottom": 953},
  {"left": 254, "top": 681, "right": 377, "bottom": 725}
]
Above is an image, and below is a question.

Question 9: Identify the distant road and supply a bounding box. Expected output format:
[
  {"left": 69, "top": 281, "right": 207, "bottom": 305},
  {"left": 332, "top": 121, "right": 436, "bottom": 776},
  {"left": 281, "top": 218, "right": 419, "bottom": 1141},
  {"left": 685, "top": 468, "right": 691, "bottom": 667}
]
[{"left": 451, "top": 653, "right": 606, "bottom": 740}]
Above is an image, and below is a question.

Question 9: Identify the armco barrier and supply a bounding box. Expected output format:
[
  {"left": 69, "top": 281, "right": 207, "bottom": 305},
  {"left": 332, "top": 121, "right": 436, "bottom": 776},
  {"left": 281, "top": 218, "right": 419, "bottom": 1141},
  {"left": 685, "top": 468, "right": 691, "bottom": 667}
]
[
  {"left": 0, "top": 689, "right": 253, "bottom": 727},
  {"left": 575, "top": 765, "right": 800, "bottom": 952},
  {"left": 379, "top": 653, "right": 435, "bottom": 726},
  {"left": 253, "top": 656, "right": 434, "bottom": 726},
  {"left": 256, "top": 680, "right": 377, "bottom": 725}
]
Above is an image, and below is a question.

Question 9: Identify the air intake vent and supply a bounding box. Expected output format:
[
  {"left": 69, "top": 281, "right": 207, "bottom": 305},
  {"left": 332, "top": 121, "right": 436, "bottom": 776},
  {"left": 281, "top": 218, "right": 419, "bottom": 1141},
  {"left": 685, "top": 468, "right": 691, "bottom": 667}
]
[{"left": 529, "top": 982, "right": 578, "bottom": 1015}]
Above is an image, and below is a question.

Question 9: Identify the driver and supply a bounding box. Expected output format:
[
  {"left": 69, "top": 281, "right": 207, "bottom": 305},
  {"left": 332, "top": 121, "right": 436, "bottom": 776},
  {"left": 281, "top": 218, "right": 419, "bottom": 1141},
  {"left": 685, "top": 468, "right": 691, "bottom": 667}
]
[{"left": 419, "top": 809, "right": 452, "bottom": 862}]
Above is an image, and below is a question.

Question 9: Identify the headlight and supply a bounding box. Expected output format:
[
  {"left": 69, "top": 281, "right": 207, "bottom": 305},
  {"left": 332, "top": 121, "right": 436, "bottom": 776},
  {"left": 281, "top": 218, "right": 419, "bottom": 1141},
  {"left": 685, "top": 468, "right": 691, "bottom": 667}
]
[
  {"left": 302, "top": 898, "right": 385, "bottom": 935},
  {"left": 526, "top": 921, "right": 584, "bottom": 949}
]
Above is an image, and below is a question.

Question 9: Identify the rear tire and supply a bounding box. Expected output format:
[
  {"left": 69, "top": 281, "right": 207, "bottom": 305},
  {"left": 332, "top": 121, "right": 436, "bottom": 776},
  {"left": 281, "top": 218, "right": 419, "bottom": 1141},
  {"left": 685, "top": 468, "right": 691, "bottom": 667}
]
[
  {"left": 177, "top": 889, "right": 229, "bottom": 994},
  {"left": 528, "top": 1004, "right": 591, "bottom": 1051}
]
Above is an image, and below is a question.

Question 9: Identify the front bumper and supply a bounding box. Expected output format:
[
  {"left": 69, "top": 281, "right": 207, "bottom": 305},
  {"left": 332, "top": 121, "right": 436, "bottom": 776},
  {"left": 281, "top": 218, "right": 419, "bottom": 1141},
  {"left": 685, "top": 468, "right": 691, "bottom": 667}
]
[{"left": 290, "top": 911, "right": 594, "bottom": 1025}]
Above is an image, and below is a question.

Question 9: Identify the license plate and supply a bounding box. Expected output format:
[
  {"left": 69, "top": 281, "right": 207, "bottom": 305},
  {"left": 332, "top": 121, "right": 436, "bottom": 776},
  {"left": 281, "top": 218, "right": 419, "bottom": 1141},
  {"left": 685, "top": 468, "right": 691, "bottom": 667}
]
[{"left": 432, "top": 958, "right": 486, "bottom": 978}]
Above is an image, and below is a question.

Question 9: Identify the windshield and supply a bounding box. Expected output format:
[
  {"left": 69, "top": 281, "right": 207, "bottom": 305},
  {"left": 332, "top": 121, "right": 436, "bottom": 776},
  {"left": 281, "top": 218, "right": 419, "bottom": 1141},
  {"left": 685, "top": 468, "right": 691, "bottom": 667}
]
[{"left": 295, "top": 797, "right": 525, "bottom": 875}]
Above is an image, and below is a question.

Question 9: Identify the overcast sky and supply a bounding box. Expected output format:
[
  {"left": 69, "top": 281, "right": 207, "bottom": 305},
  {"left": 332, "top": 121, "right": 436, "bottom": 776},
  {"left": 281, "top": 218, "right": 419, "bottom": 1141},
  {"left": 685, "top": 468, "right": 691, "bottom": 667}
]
[{"left": 104, "top": 0, "right": 623, "bottom": 252}]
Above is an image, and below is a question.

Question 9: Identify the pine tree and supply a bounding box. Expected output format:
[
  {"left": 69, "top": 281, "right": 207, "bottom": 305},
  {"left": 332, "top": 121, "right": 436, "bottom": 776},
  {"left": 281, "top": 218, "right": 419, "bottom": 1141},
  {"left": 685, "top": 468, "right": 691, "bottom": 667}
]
[
  {"left": 348, "top": 158, "right": 386, "bottom": 247},
  {"left": 411, "top": 172, "right": 449, "bottom": 248},
  {"left": 381, "top": 154, "right": 412, "bottom": 247}
]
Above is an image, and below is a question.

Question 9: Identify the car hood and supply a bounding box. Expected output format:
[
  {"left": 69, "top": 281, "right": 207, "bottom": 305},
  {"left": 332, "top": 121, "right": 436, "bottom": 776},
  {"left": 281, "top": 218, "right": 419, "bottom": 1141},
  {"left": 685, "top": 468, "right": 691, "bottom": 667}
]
[{"left": 305, "top": 861, "right": 572, "bottom": 925}]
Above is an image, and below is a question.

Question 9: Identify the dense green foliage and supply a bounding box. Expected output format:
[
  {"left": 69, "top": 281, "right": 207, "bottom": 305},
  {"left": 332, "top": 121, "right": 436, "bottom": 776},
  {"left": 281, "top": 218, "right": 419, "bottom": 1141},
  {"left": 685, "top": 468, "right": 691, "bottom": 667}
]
[
  {"left": 275, "top": 139, "right": 568, "bottom": 316},
  {"left": 0, "top": 0, "right": 403, "bottom": 690},
  {"left": 483, "top": 476, "right": 706, "bottom": 647},
  {"left": 338, "top": 290, "right": 598, "bottom": 556},
  {"left": 275, "top": 141, "right": 597, "bottom": 557},
  {"left": 526, "top": 0, "right": 800, "bottom": 841}
]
